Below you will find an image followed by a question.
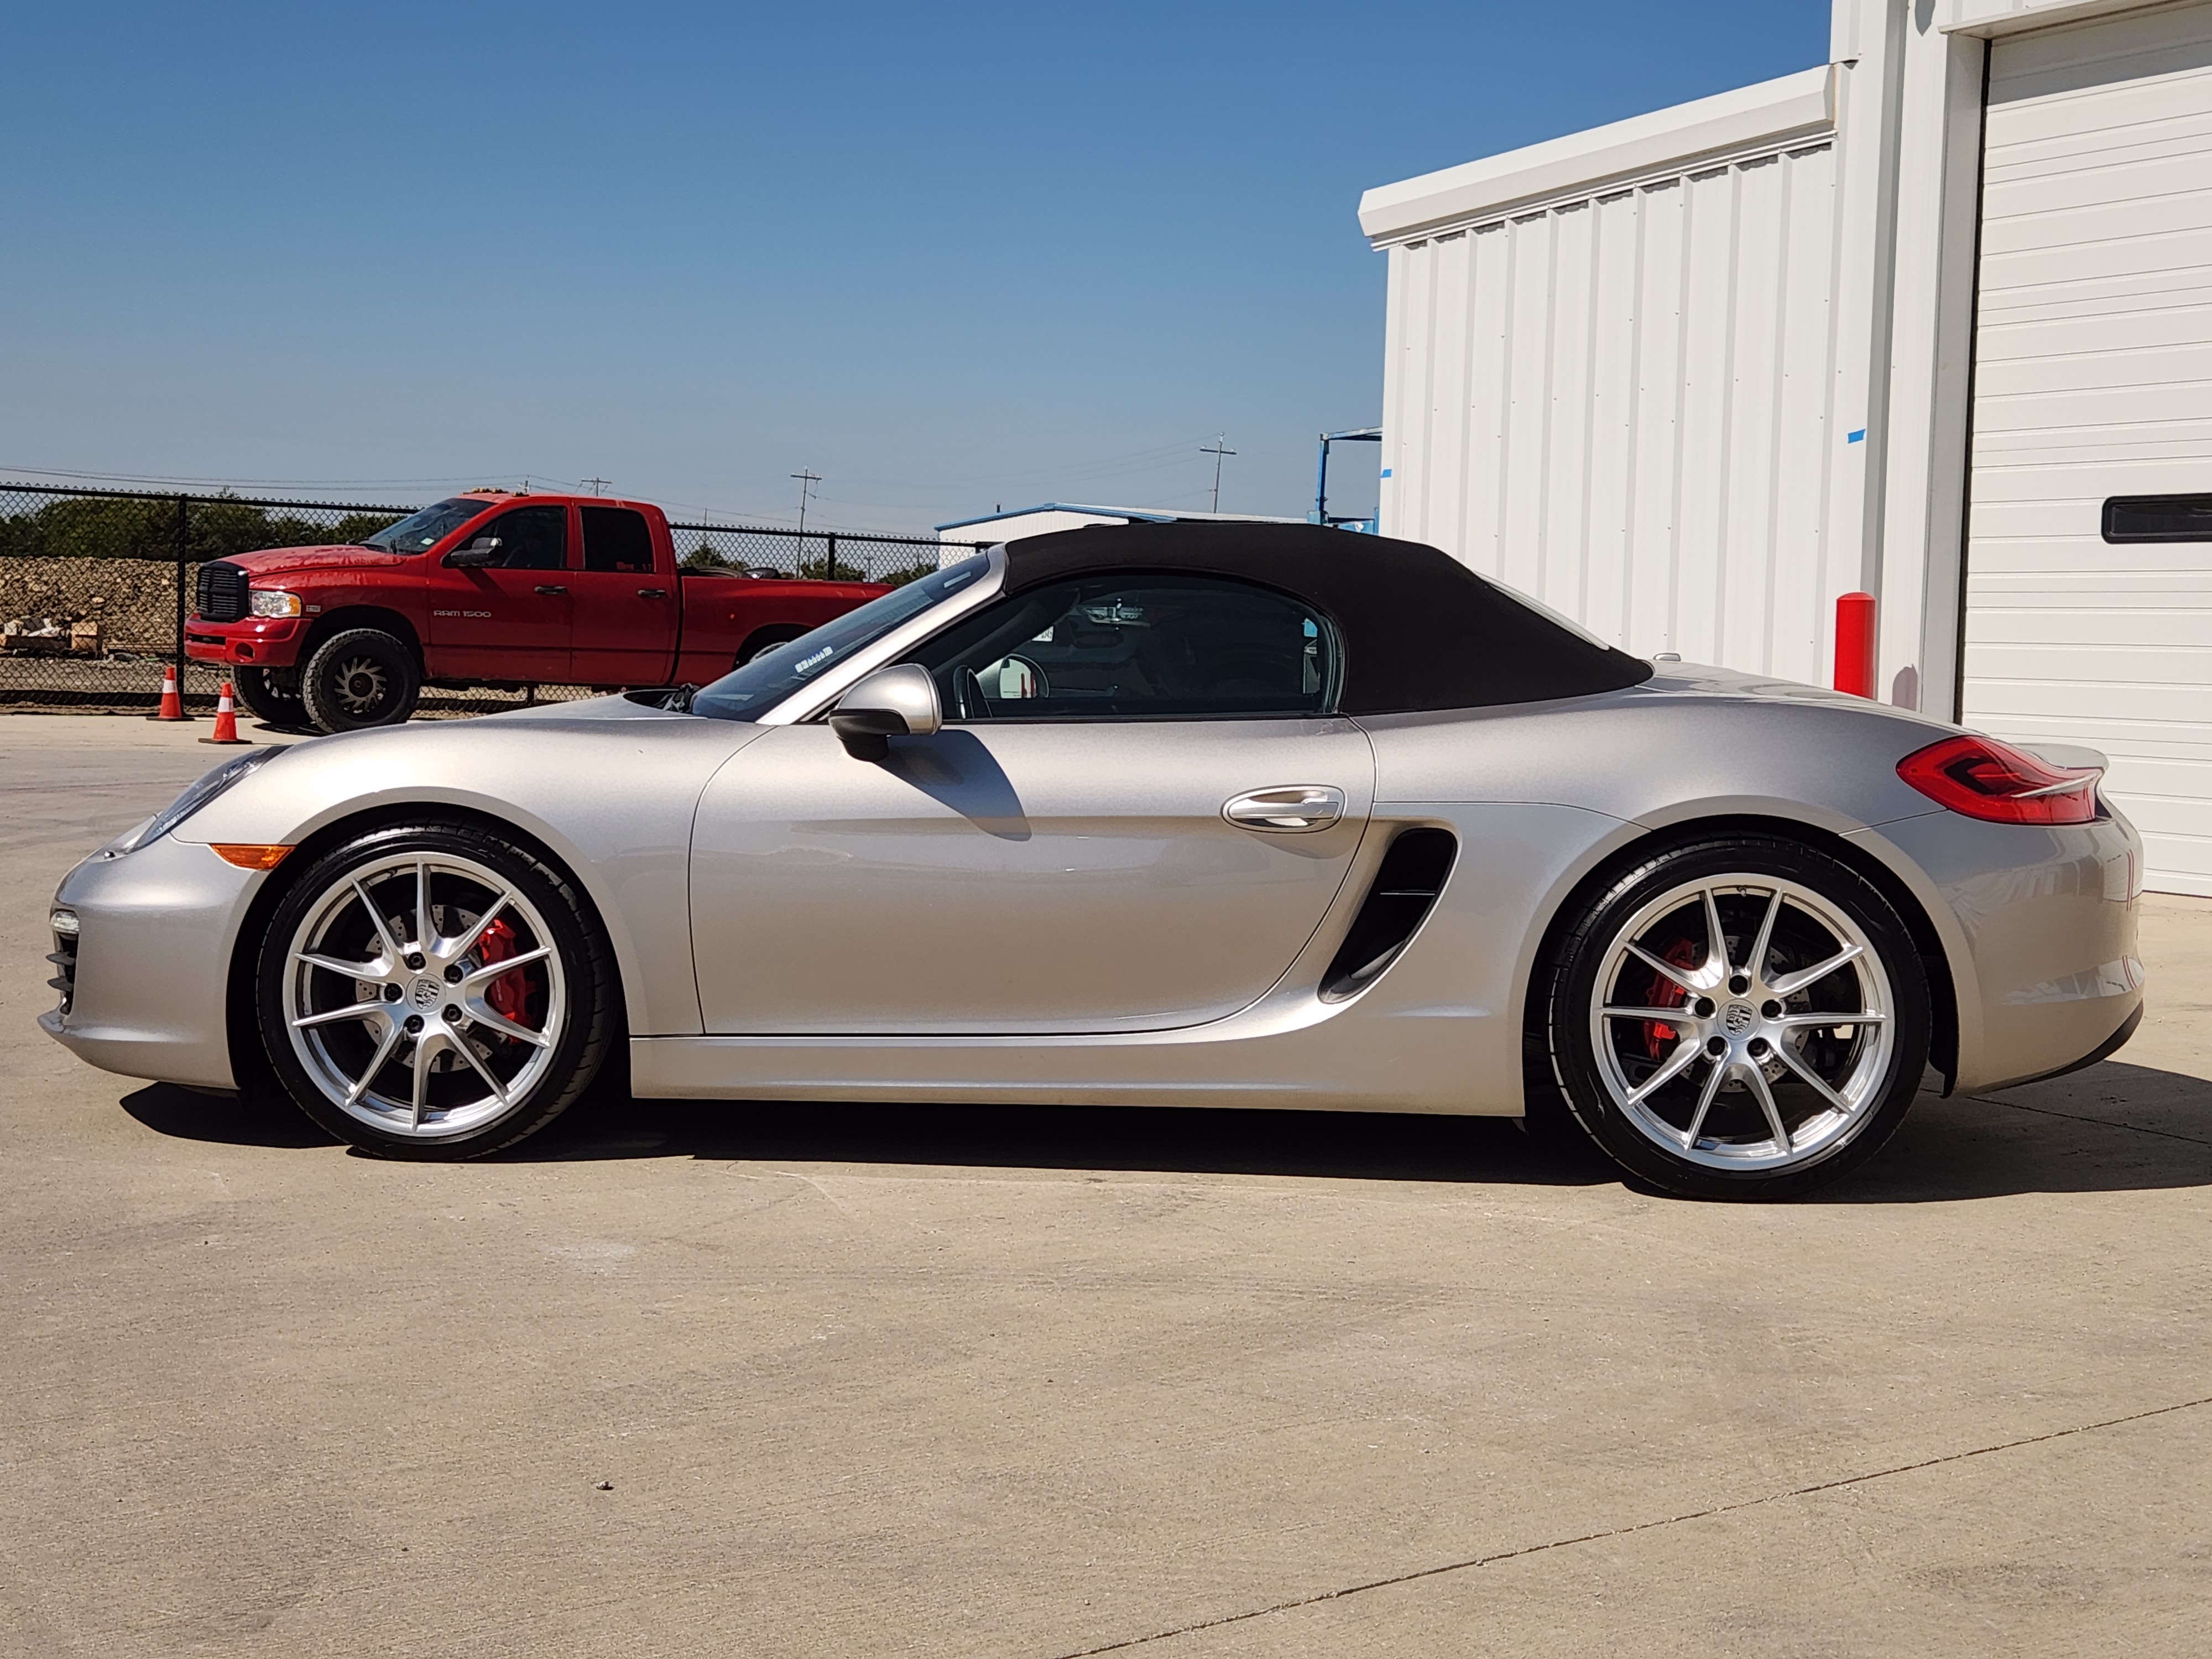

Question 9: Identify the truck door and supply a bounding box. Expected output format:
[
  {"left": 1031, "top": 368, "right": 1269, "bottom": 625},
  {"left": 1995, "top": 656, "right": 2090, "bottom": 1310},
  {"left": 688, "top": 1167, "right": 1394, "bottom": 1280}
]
[
  {"left": 570, "top": 505, "right": 679, "bottom": 685},
  {"left": 426, "top": 503, "right": 573, "bottom": 681}
]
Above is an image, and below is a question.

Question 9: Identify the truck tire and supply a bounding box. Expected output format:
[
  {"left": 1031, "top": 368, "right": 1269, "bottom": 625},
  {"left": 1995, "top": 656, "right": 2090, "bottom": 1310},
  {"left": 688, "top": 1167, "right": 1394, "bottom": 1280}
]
[
  {"left": 300, "top": 628, "right": 422, "bottom": 733},
  {"left": 737, "top": 624, "right": 807, "bottom": 666},
  {"left": 233, "top": 666, "right": 309, "bottom": 728}
]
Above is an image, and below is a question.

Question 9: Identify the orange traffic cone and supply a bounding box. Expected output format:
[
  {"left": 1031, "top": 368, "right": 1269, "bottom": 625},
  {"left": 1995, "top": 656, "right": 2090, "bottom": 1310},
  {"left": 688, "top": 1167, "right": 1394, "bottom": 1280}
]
[
  {"left": 200, "top": 680, "right": 249, "bottom": 745},
  {"left": 146, "top": 663, "right": 187, "bottom": 721}
]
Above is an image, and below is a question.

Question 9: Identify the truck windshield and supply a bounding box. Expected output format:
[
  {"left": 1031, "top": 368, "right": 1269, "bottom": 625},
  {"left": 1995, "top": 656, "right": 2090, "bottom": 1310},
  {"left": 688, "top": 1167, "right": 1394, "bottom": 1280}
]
[
  {"left": 690, "top": 559, "right": 988, "bottom": 722},
  {"left": 359, "top": 498, "right": 494, "bottom": 554}
]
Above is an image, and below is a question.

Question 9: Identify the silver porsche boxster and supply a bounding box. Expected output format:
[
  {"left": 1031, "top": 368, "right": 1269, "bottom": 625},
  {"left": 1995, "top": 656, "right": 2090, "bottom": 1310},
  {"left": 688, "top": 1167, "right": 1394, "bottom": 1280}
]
[{"left": 41, "top": 524, "right": 2144, "bottom": 1198}]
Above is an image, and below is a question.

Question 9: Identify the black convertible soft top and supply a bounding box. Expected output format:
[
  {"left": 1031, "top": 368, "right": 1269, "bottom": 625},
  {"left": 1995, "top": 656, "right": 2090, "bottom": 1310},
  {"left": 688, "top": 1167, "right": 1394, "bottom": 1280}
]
[{"left": 1000, "top": 521, "right": 1652, "bottom": 715}]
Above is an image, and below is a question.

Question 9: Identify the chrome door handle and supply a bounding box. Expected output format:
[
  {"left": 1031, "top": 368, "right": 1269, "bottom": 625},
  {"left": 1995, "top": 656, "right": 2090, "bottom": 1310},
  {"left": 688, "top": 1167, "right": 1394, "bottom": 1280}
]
[
  {"left": 534, "top": 583, "right": 568, "bottom": 596},
  {"left": 1222, "top": 786, "right": 1345, "bottom": 833},
  {"left": 637, "top": 587, "right": 668, "bottom": 599}
]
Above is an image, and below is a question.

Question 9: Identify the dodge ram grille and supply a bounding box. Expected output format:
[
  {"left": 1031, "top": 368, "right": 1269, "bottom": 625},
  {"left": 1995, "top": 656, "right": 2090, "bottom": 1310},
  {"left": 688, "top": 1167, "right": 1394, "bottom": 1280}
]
[{"left": 195, "top": 561, "right": 249, "bottom": 622}]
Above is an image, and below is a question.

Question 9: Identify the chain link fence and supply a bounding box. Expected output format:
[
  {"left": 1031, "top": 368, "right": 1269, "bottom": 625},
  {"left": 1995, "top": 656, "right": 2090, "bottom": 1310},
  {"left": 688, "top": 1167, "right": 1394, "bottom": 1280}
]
[
  {"left": 1, "top": 482, "right": 977, "bottom": 716},
  {"left": 669, "top": 521, "right": 957, "bottom": 586}
]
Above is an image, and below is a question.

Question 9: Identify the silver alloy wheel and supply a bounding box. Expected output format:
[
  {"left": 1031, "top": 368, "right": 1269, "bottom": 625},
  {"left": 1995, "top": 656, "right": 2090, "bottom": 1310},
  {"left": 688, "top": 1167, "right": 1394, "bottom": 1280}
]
[
  {"left": 332, "top": 655, "right": 391, "bottom": 717},
  {"left": 279, "top": 852, "right": 568, "bottom": 1139},
  {"left": 1587, "top": 875, "right": 1896, "bottom": 1173}
]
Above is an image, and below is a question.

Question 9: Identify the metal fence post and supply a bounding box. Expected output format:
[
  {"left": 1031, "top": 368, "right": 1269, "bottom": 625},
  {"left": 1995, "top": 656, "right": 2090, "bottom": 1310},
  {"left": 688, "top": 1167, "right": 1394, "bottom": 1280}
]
[
  {"left": 173, "top": 495, "right": 189, "bottom": 709},
  {"left": 826, "top": 531, "right": 837, "bottom": 580}
]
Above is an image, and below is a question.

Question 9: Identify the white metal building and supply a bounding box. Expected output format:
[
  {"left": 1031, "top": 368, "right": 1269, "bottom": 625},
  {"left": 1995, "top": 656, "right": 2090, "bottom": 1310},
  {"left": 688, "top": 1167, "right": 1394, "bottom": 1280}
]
[
  {"left": 1361, "top": 0, "right": 2212, "bottom": 894},
  {"left": 934, "top": 503, "right": 1303, "bottom": 567}
]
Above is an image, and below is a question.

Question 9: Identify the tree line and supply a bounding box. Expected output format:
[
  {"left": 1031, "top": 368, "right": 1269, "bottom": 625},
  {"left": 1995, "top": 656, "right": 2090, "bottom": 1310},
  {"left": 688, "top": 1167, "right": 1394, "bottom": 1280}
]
[{"left": 0, "top": 494, "right": 403, "bottom": 564}]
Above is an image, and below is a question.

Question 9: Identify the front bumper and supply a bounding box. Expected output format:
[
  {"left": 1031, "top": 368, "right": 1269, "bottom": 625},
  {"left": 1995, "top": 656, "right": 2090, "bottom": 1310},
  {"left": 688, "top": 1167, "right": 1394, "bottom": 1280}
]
[
  {"left": 1865, "top": 806, "right": 2146, "bottom": 1094},
  {"left": 184, "top": 616, "right": 307, "bottom": 668},
  {"left": 39, "top": 833, "right": 262, "bottom": 1091}
]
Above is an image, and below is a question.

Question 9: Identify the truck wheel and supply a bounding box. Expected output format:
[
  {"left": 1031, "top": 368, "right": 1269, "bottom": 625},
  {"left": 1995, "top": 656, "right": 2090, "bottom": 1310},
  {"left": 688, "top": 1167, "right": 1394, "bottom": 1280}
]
[
  {"left": 300, "top": 628, "right": 421, "bottom": 733},
  {"left": 233, "top": 666, "right": 309, "bottom": 728},
  {"left": 737, "top": 624, "right": 807, "bottom": 666}
]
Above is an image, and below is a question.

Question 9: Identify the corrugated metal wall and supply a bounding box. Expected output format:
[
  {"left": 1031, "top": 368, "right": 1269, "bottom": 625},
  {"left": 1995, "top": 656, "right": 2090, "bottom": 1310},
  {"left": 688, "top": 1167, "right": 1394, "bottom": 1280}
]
[
  {"left": 1378, "top": 140, "right": 1849, "bottom": 681},
  {"left": 1961, "top": 1, "right": 2212, "bottom": 895}
]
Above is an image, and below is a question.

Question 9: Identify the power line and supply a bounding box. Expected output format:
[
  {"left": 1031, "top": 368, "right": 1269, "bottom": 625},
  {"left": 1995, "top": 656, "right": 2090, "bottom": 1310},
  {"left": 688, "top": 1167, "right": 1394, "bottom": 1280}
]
[{"left": 581, "top": 476, "right": 612, "bottom": 494}]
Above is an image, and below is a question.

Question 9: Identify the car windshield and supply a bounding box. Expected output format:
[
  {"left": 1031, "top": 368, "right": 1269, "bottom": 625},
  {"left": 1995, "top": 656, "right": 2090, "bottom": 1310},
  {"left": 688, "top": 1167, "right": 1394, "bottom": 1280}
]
[
  {"left": 359, "top": 497, "right": 495, "bottom": 554},
  {"left": 690, "top": 557, "right": 989, "bottom": 722}
]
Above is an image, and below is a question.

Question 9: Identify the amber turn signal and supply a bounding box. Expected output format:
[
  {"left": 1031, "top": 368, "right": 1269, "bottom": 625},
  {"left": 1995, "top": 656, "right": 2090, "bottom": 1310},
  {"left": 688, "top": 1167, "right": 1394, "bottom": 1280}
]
[{"left": 210, "top": 843, "right": 295, "bottom": 870}]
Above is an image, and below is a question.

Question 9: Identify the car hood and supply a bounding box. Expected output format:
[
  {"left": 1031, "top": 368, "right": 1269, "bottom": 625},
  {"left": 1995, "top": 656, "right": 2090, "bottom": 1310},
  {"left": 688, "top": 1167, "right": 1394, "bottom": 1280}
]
[{"left": 218, "top": 545, "right": 412, "bottom": 579}]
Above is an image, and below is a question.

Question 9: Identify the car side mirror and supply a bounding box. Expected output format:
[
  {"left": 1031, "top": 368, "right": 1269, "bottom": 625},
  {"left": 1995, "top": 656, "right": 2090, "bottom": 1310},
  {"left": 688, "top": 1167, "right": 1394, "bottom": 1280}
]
[
  {"left": 830, "top": 664, "right": 941, "bottom": 760},
  {"left": 446, "top": 536, "right": 500, "bottom": 568}
]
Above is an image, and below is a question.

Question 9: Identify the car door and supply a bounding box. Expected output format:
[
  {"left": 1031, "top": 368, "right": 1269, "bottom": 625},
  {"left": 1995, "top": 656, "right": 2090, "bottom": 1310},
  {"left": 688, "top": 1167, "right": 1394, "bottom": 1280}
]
[
  {"left": 426, "top": 503, "right": 574, "bottom": 680},
  {"left": 689, "top": 572, "right": 1375, "bottom": 1035},
  {"left": 568, "top": 504, "right": 679, "bottom": 685}
]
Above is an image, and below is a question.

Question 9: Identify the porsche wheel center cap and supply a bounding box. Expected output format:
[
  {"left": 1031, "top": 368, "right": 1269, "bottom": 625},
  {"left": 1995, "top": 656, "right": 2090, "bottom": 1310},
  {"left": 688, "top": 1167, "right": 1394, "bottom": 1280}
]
[
  {"left": 410, "top": 978, "right": 443, "bottom": 1011},
  {"left": 1721, "top": 1000, "right": 1758, "bottom": 1036}
]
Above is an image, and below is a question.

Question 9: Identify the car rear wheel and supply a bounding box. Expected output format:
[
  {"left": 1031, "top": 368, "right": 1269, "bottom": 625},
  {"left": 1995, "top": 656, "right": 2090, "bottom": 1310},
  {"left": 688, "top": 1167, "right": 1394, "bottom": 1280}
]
[
  {"left": 255, "top": 822, "right": 615, "bottom": 1159},
  {"left": 233, "top": 666, "right": 308, "bottom": 728},
  {"left": 300, "top": 628, "right": 421, "bottom": 732},
  {"left": 1537, "top": 836, "right": 1929, "bottom": 1199}
]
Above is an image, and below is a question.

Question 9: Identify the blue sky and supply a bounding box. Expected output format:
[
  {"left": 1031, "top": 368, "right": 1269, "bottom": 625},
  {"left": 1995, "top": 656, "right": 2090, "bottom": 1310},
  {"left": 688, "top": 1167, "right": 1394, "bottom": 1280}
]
[{"left": 2, "top": 2, "right": 1828, "bottom": 533}]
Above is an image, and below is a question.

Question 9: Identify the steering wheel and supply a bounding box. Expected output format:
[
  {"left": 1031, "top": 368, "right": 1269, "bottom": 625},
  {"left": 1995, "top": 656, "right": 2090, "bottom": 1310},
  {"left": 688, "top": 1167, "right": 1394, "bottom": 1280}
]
[{"left": 953, "top": 667, "right": 987, "bottom": 721}]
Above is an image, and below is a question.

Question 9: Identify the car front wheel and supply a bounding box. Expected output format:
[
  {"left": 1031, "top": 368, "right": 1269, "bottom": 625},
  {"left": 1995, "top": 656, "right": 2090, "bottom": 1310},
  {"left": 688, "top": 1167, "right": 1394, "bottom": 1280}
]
[
  {"left": 255, "top": 822, "right": 614, "bottom": 1159},
  {"left": 1537, "top": 836, "right": 1930, "bottom": 1199}
]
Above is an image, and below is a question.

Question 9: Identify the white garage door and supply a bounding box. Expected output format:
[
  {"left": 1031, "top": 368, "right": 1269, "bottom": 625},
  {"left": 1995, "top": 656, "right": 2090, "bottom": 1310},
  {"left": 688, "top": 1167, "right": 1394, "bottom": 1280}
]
[{"left": 1965, "top": 0, "right": 2212, "bottom": 895}]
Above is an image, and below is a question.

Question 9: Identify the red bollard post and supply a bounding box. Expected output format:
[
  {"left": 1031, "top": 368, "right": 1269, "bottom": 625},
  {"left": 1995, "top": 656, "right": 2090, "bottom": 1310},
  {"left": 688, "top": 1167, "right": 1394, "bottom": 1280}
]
[{"left": 1834, "top": 591, "right": 1877, "bottom": 699}]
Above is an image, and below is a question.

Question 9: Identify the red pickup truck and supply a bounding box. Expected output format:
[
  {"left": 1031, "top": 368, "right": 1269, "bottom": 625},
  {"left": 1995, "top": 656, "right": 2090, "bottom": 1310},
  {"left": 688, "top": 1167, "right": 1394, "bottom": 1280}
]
[{"left": 184, "top": 491, "right": 886, "bottom": 732}]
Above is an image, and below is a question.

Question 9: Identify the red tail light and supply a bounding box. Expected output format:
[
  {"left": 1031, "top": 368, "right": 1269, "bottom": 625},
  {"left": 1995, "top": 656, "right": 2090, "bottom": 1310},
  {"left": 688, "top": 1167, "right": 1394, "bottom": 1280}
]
[{"left": 1897, "top": 735, "right": 2102, "bottom": 825}]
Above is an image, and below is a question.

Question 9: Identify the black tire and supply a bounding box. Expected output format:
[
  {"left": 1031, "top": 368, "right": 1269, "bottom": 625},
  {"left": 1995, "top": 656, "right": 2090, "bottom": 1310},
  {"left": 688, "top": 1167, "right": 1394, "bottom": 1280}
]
[
  {"left": 233, "top": 666, "right": 308, "bottom": 728},
  {"left": 737, "top": 624, "right": 807, "bottom": 666},
  {"left": 255, "top": 821, "right": 617, "bottom": 1159},
  {"left": 300, "top": 627, "right": 421, "bottom": 733},
  {"left": 1533, "top": 834, "right": 1930, "bottom": 1200}
]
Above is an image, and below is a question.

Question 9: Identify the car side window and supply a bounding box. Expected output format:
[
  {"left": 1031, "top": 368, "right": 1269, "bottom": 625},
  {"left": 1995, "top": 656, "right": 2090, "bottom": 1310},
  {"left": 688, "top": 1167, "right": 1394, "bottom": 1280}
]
[
  {"left": 581, "top": 507, "right": 656, "bottom": 573},
  {"left": 468, "top": 505, "right": 568, "bottom": 571},
  {"left": 912, "top": 573, "right": 1339, "bottom": 721}
]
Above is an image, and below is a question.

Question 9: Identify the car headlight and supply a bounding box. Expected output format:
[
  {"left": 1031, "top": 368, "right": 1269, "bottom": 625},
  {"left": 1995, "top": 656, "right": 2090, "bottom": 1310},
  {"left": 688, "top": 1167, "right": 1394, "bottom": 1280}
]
[
  {"left": 250, "top": 589, "right": 303, "bottom": 618},
  {"left": 112, "top": 748, "right": 285, "bottom": 854}
]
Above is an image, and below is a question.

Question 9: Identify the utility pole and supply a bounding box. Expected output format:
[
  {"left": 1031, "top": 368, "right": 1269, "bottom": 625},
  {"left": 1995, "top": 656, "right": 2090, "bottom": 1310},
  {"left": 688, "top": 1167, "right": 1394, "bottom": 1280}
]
[
  {"left": 790, "top": 469, "right": 822, "bottom": 536},
  {"left": 1199, "top": 435, "right": 1236, "bottom": 513},
  {"left": 581, "top": 476, "right": 612, "bottom": 494}
]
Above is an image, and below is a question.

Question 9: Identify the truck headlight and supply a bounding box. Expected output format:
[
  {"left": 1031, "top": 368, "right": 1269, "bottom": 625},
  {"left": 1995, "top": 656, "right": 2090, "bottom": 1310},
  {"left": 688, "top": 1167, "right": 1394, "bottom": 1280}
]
[{"left": 250, "top": 589, "right": 303, "bottom": 618}]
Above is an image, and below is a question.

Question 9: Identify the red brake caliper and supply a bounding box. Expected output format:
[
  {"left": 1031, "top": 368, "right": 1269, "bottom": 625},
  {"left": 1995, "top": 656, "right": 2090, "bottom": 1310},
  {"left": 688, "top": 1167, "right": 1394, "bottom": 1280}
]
[
  {"left": 1642, "top": 935, "right": 1702, "bottom": 1060},
  {"left": 476, "top": 917, "right": 534, "bottom": 1026}
]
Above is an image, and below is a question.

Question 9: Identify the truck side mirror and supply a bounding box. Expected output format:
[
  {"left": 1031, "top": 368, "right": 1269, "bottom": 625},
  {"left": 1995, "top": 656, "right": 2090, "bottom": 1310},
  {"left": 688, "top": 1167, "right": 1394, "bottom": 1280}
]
[
  {"left": 829, "top": 664, "right": 941, "bottom": 761},
  {"left": 446, "top": 536, "right": 500, "bottom": 568}
]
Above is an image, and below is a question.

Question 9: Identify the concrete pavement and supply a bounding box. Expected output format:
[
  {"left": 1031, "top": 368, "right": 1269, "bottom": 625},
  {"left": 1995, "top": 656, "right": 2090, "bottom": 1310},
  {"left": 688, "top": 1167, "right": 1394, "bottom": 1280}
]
[{"left": 3, "top": 715, "right": 2207, "bottom": 1657}]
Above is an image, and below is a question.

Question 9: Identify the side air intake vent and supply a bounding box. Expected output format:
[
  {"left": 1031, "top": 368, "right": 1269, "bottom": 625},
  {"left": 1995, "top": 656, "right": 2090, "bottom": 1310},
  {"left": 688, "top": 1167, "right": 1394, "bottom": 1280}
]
[{"left": 1319, "top": 828, "right": 1458, "bottom": 1002}]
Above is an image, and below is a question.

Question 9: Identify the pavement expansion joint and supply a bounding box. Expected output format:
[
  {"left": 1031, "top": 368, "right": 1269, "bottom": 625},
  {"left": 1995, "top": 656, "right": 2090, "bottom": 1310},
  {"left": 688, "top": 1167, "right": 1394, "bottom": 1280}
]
[
  {"left": 1049, "top": 1391, "right": 2212, "bottom": 1657},
  {"left": 1976, "top": 1092, "right": 2212, "bottom": 1148}
]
